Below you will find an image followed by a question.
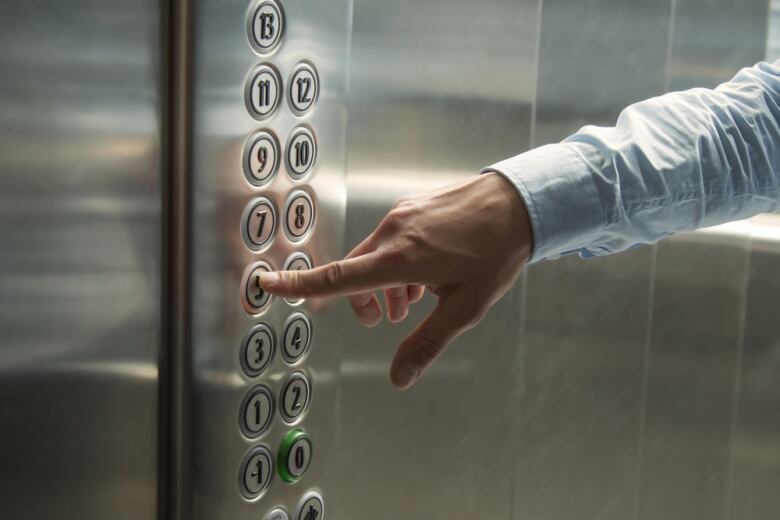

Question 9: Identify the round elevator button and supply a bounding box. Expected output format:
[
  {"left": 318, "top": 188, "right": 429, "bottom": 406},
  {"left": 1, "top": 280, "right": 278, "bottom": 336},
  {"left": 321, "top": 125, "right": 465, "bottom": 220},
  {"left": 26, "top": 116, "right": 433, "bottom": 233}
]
[
  {"left": 280, "top": 371, "right": 311, "bottom": 423},
  {"left": 248, "top": 0, "right": 285, "bottom": 55},
  {"left": 285, "top": 126, "right": 317, "bottom": 179},
  {"left": 282, "top": 252, "right": 313, "bottom": 306},
  {"left": 297, "top": 492, "right": 325, "bottom": 520},
  {"left": 265, "top": 508, "right": 290, "bottom": 520},
  {"left": 240, "top": 385, "right": 274, "bottom": 438},
  {"left": 278, "top": 429, "right": 312, "bottom": 483},
  {"left": 288, "top": 62, "right": 319, "bottom": 115},
  {"left": 242, "top": 261, "right": 274, "bottom": 315},
  {"left": 284, "top": 191, "right": 315, "bottom": 242},
  {"left": 239, "top": 445, "right": 273, "bottom": 499},
  {"left": 241, "top": 323, "right": 275, "bottom": 377},
  {"left": 244, "top": 130, "right": 280, "bottom": 186},
  {"left": 246, "top": 64, "right": 282, "bottom": 120},
  {"left": 243, "top": 197, "right": 277, "bottom": 251},
  {"left": 282, "top": 312, "right": 312, "bottom": 364}
]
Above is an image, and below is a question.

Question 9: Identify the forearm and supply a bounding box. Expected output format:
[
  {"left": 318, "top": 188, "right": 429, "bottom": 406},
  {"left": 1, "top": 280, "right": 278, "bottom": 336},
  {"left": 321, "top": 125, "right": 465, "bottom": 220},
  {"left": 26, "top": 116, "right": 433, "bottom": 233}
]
[{"left": 487, "top": 61, "right": 780, "bottom": 262}]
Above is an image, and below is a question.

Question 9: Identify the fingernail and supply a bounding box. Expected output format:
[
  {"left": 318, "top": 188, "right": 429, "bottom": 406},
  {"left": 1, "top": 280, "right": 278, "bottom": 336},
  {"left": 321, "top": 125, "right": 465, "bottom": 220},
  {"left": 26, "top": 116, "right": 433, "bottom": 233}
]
[
  {"left": 259, "top": 272, "right": 280, "bottom": 288},
  {"left": 395, "top": 363, "right": 420, "bottom": 389}
]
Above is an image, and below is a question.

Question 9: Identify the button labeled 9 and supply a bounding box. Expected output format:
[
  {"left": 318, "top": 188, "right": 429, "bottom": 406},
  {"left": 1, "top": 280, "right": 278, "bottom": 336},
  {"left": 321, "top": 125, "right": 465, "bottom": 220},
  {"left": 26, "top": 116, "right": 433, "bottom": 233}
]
[{"left": 243, "top": 130, "right": 280, "bottom": 187}]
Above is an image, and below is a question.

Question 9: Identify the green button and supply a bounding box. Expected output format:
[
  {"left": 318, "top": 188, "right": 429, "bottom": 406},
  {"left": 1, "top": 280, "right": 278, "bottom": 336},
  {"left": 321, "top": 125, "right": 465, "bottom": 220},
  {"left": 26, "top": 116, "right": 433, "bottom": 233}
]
[{"left": 278, "top": 428, "right": 312, "bottom": 483}]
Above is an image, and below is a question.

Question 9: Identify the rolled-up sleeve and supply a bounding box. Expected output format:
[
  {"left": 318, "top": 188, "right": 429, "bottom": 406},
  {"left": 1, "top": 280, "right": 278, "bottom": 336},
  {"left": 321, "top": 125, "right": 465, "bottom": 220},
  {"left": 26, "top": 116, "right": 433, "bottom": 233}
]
[{"left": 484, "top": 61, "right": 780, "bottom": 263}]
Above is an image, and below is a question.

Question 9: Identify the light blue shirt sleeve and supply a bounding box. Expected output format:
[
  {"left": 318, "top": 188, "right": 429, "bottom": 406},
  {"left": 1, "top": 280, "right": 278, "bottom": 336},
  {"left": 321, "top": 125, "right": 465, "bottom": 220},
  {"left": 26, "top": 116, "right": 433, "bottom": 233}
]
[{"left": 484, "top": 61, "right": 780, "bottom": 263}]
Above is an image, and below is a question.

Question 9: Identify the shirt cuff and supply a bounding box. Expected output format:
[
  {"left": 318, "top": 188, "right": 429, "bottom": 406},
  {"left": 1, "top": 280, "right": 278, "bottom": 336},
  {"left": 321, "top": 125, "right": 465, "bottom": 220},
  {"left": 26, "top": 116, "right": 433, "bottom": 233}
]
[{"left": 482, "top": 143, "right": 605, "bottom": 263}]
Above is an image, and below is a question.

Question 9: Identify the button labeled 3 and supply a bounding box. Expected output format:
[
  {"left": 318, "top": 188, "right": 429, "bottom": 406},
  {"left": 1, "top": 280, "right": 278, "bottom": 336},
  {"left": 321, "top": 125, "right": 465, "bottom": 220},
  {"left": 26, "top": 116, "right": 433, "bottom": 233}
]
[
  {"left": 242, "top": 261, "right": 274, "bottom": 315},
  {"left": 243, "top": 197, "right": 277, "bottom": 251},
  {"left": 288, "top": 62, "right": 319, "bottom": 115},
  {"left": 240, "top": 385, "right": 274, "bottom": 438},
  {"left": 280, "top": 371, "right": 311, "bottom": 423},
  {"left": 239, "top": 446, "right": 273, "bottom": 499},
  {"left": 244, "top": 130, "right": 280, "bottom": 186},
  {"left": 284, "top": 191, "right": 315, "bottom": 242},
  {"left": 282, "top": 312, "right": 312, "bottom": 364},
  {"left": 241, "top": 323, "right": 275, "bottom": 377},
  {"left": 248, "top": 0, "right": 285, "bottom": 55},
  {"left": 286, "top": 126, "right": 317, "bottom": 179},
  {"left": 278, "top": 429, "right": 313, "bottom": 483},
  {"left": 297, "top": 492, "right": 325, "bottom": 520},
  {"left": 246, "top": 64, "right": 282, "bottom": 120}
]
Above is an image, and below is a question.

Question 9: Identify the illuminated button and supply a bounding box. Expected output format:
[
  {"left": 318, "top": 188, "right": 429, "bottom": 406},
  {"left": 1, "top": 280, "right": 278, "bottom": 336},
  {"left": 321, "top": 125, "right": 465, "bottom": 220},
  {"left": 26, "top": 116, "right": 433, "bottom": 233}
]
[
  {"left": 282, "top": 252, "right": 313, "bottom": 306},
  {"left": 239, "top": 445, "right": 273, "bottom": 499},
  {"left": 242, "top": 261, "right": 274, "bottom": 315},
  {"left": 284, "top": 191, "right": 315, "bottom": 242},
  {"left": 297, "top": 492, "right": 325, "bottom": 520},
  {"left": 265, "top": 508, "right": 290, "bottom": 520},
  {"left": 244, "top": 130, "right": 280, "bottom": 186},
  {"left": 241, "top": 323, "right": 275, "bottom": 377},
  {"left": 246, "top": 64, "right": 282, "bottom": 120},
  {"left": 280, "top": 371, "right": 311, "bottom": 423},
  {"left": 248, "top": 0, "right": 285, "bottom": 55},
  {"left": 282, "top": 312, "right": 312, "bottom": 364},
  {"left": 240, "top": 385, "right": 274, "bottom": 438},
  {"left": 278, "top": 429, "right": 312, "bottom": 483},
  {"left": 243, "top": 197, "right": 277, "bottom": 251},
  {"left": 285, "top": 126, "right": 317, "bottom": 179},
  {"left": 288, "top": 62, "right": 319, "bottom": 115}
]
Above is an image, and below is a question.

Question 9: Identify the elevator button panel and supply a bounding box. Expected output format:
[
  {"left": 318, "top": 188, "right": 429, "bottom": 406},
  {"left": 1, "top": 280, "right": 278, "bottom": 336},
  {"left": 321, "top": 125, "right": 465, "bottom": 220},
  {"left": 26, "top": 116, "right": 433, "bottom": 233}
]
[
  {"left": 243, "top": 197, "right": 278, "bottom": 250},
  {"left": 284, "top": 191, "right": 315, "bottom": 242},
  {"left": 246, "top": 64, "right": 282, "bottom": 120},
  {"left": 282, "top": 312, "right": 312, "bottom": 364},
  {"left": 242, "top": 262, "right": 274, "bottom": 315},
  {"left": 248, "top": 0, "right": 285, "bottom": 55},
  {"left": 297, "top": 492, "right": 325, "bottom": 520},
  {"left": 288, "top": 62, "right": 319, "bottom": 115},
  {"left": 280, "top": 371, "right": 311, "bottom": 423},
  {"left": 286, "top": 126, "right": 317, "bottom": 179},
  {"left": 239, "top": 446, "right": 274, "bottom": 499},
  {"left": 241, "top": 323, "right": 276, "bottom": 377},
  {"left": 244, "top": 130, "right": 281, "bottom": 186},
  {"left": 278, "top": 429, "right": 312, "bottom": 483}
]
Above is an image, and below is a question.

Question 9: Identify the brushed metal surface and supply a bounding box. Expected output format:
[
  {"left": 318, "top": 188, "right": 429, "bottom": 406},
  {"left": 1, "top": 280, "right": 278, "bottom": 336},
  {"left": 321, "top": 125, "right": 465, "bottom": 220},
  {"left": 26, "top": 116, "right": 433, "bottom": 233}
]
[
  {"left": 0, "top": 1, "right": 163, "bottom": 519},
  {"left": 185, "top": 0, "right": 351, "bottom": 517}
]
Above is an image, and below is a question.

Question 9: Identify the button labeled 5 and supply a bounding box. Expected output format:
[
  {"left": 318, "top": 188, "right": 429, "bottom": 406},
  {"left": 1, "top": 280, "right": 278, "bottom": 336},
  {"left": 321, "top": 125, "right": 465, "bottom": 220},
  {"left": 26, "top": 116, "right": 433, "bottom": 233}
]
[{"left": 242, "top": 261, "right": 274, "bottom": 315}]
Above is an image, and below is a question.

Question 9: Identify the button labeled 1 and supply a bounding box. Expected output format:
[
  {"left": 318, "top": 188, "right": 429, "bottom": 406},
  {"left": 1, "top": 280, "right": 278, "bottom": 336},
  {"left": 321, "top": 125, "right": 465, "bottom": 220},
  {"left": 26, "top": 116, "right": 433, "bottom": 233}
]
[
  {"left": 282, "top": 312, "right": 312, "bottom": 364},
  {"left": 241, "top": 323, "right": 275, "bottom": 377},
  {"left": 242, "top": 261, "right": 274, "bottom": 315},
  {"left": 244, "top": 130, "right": 280, "bottom": 186},
  {"left": 278, "top": 429, "right": 312, "bottom": 483},
  {"left": 239, "top": 446, "right": 273, "bottom": 499},
  {"left": 246, "top": 64, "right": 282, "bottom": 120},
  {"left": 243, "top": 198, "right": 277, "bottom": 251},
  {"left": 248, "top": 0, "right": 285, "bottom": 54},
  {"left": 286, "top": 126, "right": 317, "bottom": 179},
  {"left": 280, "top": 371, "right": 311, "bottom": 423},
  {"left": 297, "top": 492, "right": 325, "bottom": 520},
  {"left": 284, "top": 191, "right": 315, "bottom": 242},
  {"left": 240, "top": 385, "right": 274, "bottom": 438},
  {"left": 288, "top": 62, "right": 319, "bottom": 115}
]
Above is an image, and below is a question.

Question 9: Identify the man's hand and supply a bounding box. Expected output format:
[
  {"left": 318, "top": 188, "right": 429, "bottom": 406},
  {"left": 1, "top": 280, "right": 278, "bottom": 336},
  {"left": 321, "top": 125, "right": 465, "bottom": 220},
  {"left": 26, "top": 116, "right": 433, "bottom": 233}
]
[{"left": 260, "top": 172, "right": 534, "bottom": 389}]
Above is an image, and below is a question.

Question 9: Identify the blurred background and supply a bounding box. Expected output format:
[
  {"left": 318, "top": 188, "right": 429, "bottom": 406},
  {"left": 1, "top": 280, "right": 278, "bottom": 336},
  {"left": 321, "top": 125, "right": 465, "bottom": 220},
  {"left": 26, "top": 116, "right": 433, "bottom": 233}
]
[{"left": 1, "top": 0, "right": 778, "bottom": 519}]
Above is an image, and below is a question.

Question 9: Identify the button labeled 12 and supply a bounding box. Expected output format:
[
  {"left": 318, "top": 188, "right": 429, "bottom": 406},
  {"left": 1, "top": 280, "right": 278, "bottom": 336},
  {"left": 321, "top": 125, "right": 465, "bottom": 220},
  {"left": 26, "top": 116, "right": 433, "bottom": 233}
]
[{"left": 288, "top": 62, "right": 319, "bottom": 115}]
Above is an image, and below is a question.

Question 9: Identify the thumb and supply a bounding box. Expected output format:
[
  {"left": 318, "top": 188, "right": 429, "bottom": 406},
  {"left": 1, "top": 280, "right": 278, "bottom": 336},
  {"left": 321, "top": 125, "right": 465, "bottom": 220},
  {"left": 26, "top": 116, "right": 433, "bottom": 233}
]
[{"left": 390, "top": 294, "right": 481, "bottom": 389}]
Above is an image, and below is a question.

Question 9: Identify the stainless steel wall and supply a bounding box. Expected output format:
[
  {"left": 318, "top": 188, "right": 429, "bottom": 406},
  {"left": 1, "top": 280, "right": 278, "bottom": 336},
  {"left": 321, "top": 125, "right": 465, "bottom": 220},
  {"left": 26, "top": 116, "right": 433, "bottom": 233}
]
[
  {"left": 0, "top": 1, "right": 164, "bottom": 519},
  {"left": 337, "top": 1, "right": 780, "bottom": 520}
]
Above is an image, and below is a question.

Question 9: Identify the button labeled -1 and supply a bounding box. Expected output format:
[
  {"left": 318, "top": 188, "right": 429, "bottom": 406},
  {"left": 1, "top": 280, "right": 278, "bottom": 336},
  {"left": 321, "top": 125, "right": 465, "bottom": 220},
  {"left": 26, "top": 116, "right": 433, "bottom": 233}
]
[{"left": 239, "top": 445, "right": 273, "bottom": 500}]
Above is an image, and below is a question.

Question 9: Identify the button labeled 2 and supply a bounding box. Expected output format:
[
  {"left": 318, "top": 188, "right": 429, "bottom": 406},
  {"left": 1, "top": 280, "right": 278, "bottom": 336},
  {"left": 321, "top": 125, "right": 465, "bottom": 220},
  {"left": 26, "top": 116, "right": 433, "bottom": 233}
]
[
  {"left": 244, "top": 130, "right": 280, "bottom": 186},
  {"left": 248, "top": 0, "right": 285, "bottom": 55},
  {"left": 246, "top": 64, "right": 282, "bottom": 120},
  {"left": 239, "top": 445, "right": 273, "bottom": 499},
  {"left": 280, "top": 371, "right": 311, "bottom": 423},
  {"left": 242, "top": 261, "right": 274, "bottom": 315},
  {"left": 286, "top": 126, "right": 317, "bottom": 179},
  {"left": 288, "top": 62, "right": 319, "bottom": 115}
]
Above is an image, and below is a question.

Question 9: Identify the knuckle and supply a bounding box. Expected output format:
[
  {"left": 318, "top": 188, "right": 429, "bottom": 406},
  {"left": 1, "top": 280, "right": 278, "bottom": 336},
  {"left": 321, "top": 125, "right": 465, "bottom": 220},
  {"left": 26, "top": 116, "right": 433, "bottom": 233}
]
[
  {"left": 413, "top": 334, "right": 444, "bottom": 363},
  {"left": 322, "top": 261, "right": 343, "bottom": 288}
]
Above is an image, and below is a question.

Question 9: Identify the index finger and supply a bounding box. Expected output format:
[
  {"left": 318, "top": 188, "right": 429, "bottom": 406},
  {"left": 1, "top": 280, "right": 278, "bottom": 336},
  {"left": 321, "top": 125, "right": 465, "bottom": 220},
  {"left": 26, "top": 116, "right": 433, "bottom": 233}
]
[{"left": 259, "top": 250, "right": 409, "bottom": 299}]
